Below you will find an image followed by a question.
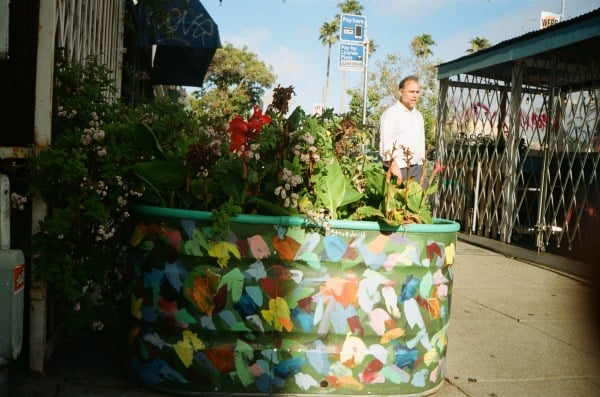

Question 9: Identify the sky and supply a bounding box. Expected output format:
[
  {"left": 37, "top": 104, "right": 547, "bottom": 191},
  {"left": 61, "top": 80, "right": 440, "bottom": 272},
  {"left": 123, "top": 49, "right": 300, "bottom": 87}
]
[{"left": 199, "top": 0, "right": 599, "bottom": 113}]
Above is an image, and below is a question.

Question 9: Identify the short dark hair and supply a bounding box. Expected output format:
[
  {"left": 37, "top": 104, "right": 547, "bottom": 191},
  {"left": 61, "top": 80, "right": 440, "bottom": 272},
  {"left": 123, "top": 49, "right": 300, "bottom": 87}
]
[{"left": 399, "top": 75, "right": 419, "bottom": 89}]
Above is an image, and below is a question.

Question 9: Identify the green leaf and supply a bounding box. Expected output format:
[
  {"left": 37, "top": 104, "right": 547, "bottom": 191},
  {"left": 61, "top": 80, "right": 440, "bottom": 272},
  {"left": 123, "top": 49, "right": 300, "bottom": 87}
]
[
  {"left": 315, "top": 159, "right": 362, "bottom": 219},
  {"left": 366, "top": 166, "right": 387, "bottom": 195},
  {"left": 131, "top": 123, "right": 167, "bottom": 160},
  {"left": 419, "top": 207, "right": 433, "bottom": 224},
  {"left": 217, "top": 173, "right": 243, "bottom": 205},
  {"left": 246, "top": 197, "right": 293, "bottom": 215},
  {"left": 133, "top": 160, "right": 188, "bottom": 190},
  {"left": 354, "top": 205, "right": 385, "bottom": 219}
]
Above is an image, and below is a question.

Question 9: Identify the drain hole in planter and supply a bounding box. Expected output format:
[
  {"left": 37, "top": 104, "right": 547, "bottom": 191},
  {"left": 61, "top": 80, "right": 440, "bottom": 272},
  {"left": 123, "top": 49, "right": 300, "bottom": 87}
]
[{"left": 320, "top": 380, "right": 329, "bottom": 388}]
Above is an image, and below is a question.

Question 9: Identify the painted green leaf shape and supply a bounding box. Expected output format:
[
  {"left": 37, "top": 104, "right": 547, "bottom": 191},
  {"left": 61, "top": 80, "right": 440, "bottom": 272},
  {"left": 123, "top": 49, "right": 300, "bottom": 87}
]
[
  {"left": 184, "top": 240, "right": 202, "bottom": 256},
  {"left": 184, "top": 229, "right": 208, "bottom": 257},
  {"left": 218, "top": 267, "right": 244, "bottom": 302},
  {"left": 175, "top": 308, "right": 197, "bottom": 325},
  {"left": 234, "top": 339, "right": 254, "bottom": 387},
  {"left": 300, "top": 252, "right": 321, "bottom": 269}
]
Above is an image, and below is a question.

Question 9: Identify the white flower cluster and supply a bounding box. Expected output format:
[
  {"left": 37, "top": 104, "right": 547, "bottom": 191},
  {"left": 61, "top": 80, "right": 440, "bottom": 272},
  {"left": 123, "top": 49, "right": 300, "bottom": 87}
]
[
  {"left": 92, "top": 320, "right": 104, "bottom": 331},
  {"left": 96, "top": 224, "right": 116, "bottom": 241},
  {"left": 80, "top": 113, "right": 107, "bottom": 158},
  {"left": 241, "top": 143, "right": 261, "bottom": 161},
  {"left": 11, "top": 192, "right": 27, "bottom": 210},
  {"left": 56, "top": 106, "right": 77, "bottom": 118},
  {"left": 305, "top": 208, "right": 331, "bottom": 234},
  {"left": 274, "top": 168, "right": 302, "bottom": 208},
  {"left": 95, "top": 180, "right": 108, "bottom": 196},
  {"left": 140, "top": 112, "right": 156, "bottom": 125},
  {"left": 293, "top": 133, "right": 320, "bottom": 164}
]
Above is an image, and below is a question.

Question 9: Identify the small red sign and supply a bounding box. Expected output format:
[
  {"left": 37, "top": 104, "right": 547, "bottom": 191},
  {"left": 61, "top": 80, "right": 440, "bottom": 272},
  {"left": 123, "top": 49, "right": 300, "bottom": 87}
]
[{"left": 13, "top": 263, "right": 25, "bottom": 294}]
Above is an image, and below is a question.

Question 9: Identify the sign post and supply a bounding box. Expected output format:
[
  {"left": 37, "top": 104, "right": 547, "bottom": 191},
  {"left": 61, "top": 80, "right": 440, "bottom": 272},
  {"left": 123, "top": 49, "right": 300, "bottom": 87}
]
[{"left": 339, "top": 13, "right": 368, "bottom": 123}]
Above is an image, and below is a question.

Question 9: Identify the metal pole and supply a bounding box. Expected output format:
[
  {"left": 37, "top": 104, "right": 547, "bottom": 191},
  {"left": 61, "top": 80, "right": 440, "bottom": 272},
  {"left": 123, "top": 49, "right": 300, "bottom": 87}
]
[
  {"left": 560, "top": 0, "right": 565, "bottom": 21},
  {"left": 362, "top": 38, "right": 369, "bottom": 125}
]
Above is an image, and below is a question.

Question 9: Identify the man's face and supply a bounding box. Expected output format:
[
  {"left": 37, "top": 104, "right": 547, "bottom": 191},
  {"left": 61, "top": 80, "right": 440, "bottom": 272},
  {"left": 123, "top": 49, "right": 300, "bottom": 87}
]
[{"left": 399, "top": 80, "right": 420, "bottom": 110}]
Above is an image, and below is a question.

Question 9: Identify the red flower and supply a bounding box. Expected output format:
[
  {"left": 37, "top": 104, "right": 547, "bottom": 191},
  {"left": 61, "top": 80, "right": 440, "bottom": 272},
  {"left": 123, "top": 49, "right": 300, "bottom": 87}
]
[
  {"left": 227, "top": 105, "right": 272, "bottom": 156},
  {"left": 247, "top": 105, "right": 271, "bottom": 133}
]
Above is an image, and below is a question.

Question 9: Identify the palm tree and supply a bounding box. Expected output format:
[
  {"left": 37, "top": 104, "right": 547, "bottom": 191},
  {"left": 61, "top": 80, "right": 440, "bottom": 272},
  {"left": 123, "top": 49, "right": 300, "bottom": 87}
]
[
  {"left": 337, "top": 0, "right": 363, "bottom": 13},
  {"left": 337, "top": 0, "right": 364, "bottom": 113},
  {"left": 367, "top": 38, "right": 377, "bottom": 57},
  {"left": 411, "top": 34, "right": 436, "bottom": 59},
  {"left": 319, "top": 20, "right": 339, "bottom": 108},
  {"left": 466, "top": 37, "right": 491, "bottom": 54}
]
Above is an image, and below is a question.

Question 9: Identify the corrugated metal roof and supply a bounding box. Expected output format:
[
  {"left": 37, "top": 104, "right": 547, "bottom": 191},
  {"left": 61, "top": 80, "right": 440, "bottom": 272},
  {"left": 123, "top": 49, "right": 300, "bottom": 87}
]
[{"left": 437, "top": 7, "right": 600, "bottom": 80}]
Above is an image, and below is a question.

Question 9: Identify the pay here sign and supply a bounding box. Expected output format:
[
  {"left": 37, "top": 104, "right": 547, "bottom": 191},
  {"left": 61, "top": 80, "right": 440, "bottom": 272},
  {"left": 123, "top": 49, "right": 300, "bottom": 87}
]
[{"left": 339, "top": 43, "right": 365, "bottom": 72}]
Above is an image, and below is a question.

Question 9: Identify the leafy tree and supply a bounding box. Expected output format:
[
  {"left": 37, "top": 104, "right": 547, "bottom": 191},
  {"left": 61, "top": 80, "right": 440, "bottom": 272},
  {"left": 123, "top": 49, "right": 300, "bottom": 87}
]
[
  {"left": 319, "top": 20, "right": 339, "bottom": 108},
  {"left": 467, "top": 37, "right": 491, "bottom": 54},
  {"left": 188, "top": 43, "right": 276, "bottom": 126}
]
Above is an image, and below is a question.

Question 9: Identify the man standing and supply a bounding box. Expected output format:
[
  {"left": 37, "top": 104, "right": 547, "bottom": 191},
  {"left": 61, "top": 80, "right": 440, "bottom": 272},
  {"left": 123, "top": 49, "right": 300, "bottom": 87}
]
[{"left": 379, "top": 75, "right": 426, "bottom": 184}]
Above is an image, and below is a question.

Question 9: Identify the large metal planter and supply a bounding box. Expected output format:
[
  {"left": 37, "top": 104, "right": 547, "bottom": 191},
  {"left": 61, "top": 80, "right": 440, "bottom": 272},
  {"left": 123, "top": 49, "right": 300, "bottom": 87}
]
[{"left": 126, "top": 205, "right": 460, "bottom": 396}]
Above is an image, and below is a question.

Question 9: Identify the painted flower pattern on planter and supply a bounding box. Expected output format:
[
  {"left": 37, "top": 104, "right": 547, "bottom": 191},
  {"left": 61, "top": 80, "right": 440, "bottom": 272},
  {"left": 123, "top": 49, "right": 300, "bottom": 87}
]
[{"left": 127, "top": 214, "right": 456, "bottom": 395}]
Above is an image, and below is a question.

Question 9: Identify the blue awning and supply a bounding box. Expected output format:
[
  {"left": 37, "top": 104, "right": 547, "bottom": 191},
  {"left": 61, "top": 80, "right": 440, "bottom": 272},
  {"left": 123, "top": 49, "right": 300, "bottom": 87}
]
[{"left": 136, "top": 0, "right": 221, "bottom": 86}]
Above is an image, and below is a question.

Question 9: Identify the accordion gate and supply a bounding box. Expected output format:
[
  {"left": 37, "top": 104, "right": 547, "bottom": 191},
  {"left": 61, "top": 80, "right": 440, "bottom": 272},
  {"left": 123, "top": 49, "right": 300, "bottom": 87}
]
[{"left": 434, "top": 12, "right": 600, "bottom": 261}]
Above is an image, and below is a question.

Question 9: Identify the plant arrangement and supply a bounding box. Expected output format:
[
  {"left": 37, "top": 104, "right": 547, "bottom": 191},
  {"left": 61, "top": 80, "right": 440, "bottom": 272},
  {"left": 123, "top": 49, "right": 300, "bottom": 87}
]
[
  {"left": 25, "top": 52, "right": 443, "bottom": 333},
  {"left": 133, "top": 86, "right": 442, "bottom": 228}
]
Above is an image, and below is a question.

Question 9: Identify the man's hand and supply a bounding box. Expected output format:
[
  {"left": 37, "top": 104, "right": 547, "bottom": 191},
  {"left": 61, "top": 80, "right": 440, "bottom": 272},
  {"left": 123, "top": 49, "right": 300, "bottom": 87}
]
[{"left": 389, "top": 159, "right": 403, "bottom": 184}]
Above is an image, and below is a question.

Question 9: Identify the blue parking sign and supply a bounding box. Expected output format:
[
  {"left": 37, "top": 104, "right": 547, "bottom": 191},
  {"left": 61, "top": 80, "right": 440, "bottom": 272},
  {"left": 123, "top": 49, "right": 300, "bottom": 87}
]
[
  {"left": 340, "top": 14, "right": 366, "bottom": 43},
  {"left": 339, "top": 43, "right": 365, "bottom": 71}
]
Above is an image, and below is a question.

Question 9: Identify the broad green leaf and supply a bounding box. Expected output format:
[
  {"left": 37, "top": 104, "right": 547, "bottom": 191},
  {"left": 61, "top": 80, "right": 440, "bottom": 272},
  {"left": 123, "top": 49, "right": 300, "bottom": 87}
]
[
  {"left": 131, "top": 122, "right": 166, "bottom": 160},
  {"left": 133, "top": 160, "right": 188, "bottom": 190},
  {"left": 354, "top": 205, "right": 385, "bottom": 219},
  {"left": 315, "top": 159, "right": 361, "bottom": 219}
]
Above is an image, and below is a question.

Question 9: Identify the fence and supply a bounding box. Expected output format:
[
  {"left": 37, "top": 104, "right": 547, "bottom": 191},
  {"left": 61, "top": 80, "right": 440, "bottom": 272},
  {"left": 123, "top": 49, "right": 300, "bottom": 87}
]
[{"left": 435, "top": 16, "right": 600, "bottom": 262}]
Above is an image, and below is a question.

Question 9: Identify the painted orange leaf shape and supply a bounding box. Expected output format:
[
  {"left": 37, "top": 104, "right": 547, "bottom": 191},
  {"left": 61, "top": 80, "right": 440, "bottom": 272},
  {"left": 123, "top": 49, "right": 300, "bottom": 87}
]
[
  {"left": 320, "top": 275, "right": 359, "bottom": 307},
  {"left": 186, "top": 270, "right": 222, "bottom": 315},
  {"left": 272, "top": 235, "right": 301, "bottom": 261}
]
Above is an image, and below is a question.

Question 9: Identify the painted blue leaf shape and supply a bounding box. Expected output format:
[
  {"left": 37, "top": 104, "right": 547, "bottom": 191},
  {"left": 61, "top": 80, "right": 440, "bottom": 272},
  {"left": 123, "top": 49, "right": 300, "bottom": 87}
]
[
  {"left": 181, "top": 219, "right": 196, "bottom": 239},
  {"left": 394, "top": 345, "right": 418, "bottom": 369},
  {"left": 291, "top": 307, "right": 313, "bottom": 332},
  {"left": 273, "top": 356, "right": 307, "bottom": 379},
  {"left": 141, "top": 305, "right": 158, "bottom": 322},
  {"left": 193, "top": 352, "right": 220, "bottom": 380},
  {"left": 399, "top": 275, "right": 420, "bottom": 302},
  {"left": 133, "top": 358, "right": 189, "bottom": 384},
  {"left": 233, "top": 290, "right": 259, "bottom": 318},
  {"left": 164, "top": 261, "right": 186, "bottom": 292},
  {"left": 144, "top": 268, "right": 165, "bottom": 288},
  {"left": 307, "top": 339, "right": 329, "bottom": 375},
  {"left": 323, "top": 235, "right": 347, "bottom": 262}
]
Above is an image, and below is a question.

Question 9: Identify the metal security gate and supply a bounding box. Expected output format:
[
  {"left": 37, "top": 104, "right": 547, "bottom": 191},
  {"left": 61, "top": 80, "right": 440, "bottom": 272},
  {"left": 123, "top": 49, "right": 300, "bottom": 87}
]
[{"left": 434, "top": 9, "right": 600, "bottom": 262}]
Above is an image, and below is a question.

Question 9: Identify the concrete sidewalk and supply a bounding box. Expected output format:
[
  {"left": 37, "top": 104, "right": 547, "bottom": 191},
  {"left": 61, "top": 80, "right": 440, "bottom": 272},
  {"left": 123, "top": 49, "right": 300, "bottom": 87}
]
[
  {"left": 5, "top": 240, "right": 600, "bottom": 397},
  {"left": 437, "top": 240, "right": 600, "bottom": 397}
]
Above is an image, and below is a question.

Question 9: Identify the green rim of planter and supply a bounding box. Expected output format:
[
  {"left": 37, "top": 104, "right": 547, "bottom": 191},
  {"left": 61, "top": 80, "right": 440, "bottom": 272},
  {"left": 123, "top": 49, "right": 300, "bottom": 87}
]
[{"left": 132, "top": 204, "right": 460, "bottom": 233}]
